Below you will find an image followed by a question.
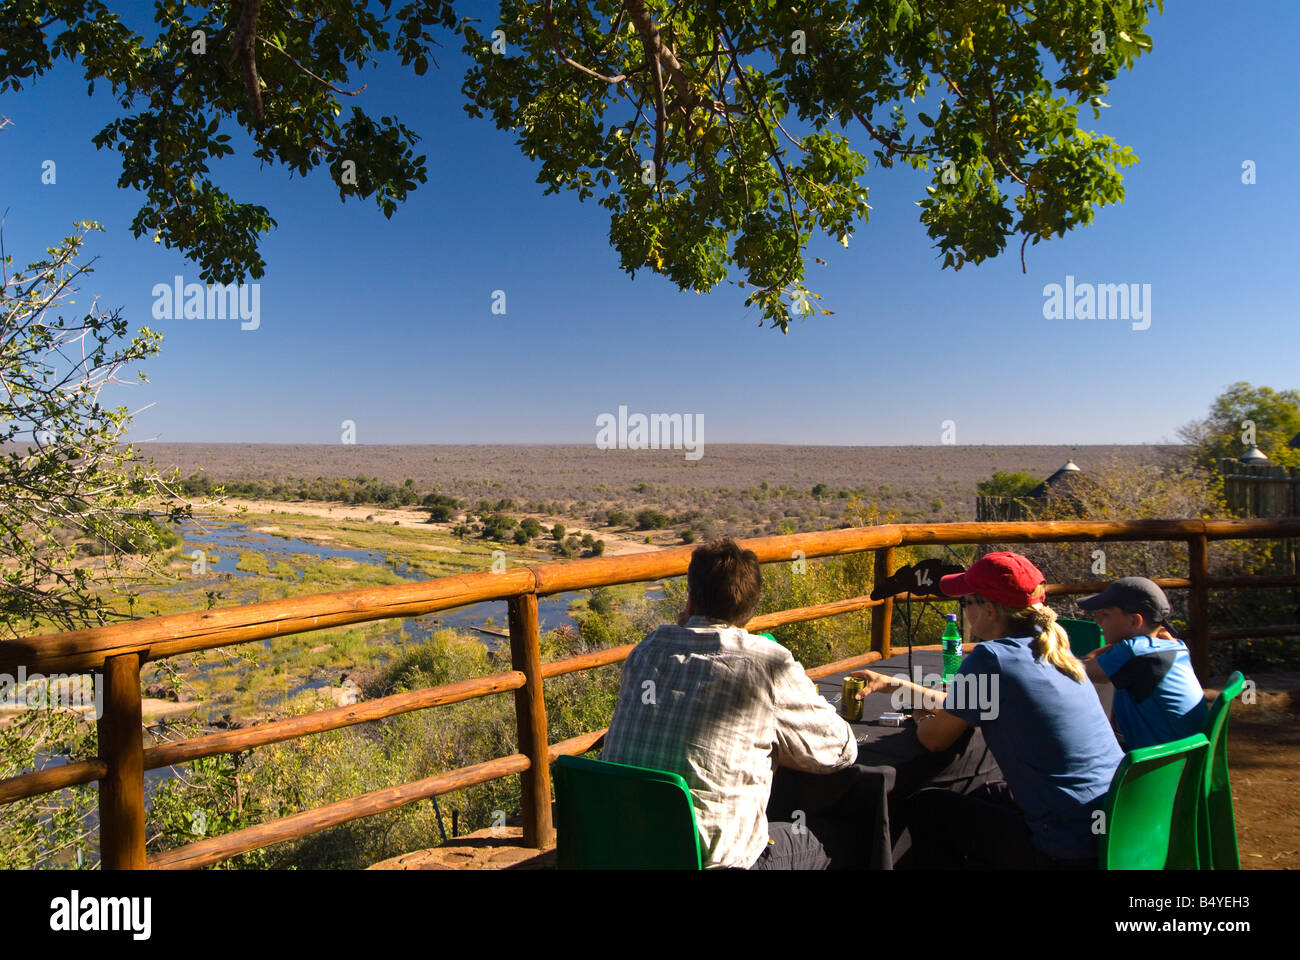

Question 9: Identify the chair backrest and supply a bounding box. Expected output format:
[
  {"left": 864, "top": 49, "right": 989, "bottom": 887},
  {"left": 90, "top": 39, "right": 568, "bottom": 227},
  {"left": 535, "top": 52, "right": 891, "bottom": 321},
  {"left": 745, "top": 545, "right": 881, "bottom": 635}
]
[
  {"left": 1060, "top": 617, "right": 1104, "bottom": 659},
  {"left": 1100, "top": 733, "right": 1209, "bottom": 870},
  {"left": 553, "top": 754, "right": 703, "bottom": 869},
  {"left": 1200, "top": 671, "right": 1245, "bottom": 870}
]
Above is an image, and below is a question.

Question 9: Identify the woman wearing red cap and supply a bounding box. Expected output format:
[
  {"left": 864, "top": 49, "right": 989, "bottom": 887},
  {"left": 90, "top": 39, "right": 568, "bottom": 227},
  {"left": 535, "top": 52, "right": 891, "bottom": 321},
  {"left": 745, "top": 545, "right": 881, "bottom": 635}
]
[{"left": 851, "top": 551, "right": 1122, "bottom": 869}]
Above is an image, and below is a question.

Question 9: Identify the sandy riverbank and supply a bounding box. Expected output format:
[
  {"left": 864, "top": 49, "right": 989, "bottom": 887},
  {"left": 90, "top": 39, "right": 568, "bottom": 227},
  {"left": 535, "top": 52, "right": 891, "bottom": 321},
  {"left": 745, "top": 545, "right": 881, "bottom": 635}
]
[{"left": 209, "top": 497, "right": 666, "bottom": 558}]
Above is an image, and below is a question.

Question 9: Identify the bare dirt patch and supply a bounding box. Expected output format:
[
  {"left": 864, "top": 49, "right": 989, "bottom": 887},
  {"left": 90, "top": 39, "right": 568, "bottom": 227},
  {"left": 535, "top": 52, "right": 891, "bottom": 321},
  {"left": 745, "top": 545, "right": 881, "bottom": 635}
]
[{"left": 1215, "top": 673, "right": 1300, "bottom": 869}]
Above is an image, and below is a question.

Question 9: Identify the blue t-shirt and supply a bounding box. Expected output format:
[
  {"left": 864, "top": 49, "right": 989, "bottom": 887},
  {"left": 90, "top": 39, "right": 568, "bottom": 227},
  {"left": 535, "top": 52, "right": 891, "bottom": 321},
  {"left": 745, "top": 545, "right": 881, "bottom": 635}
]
[
  {"left": 943, "top": 633, "right": 1123, "bottom": 860},
  {"left": 1096, "top": 635, "right": 1208, "bottom": 750}
]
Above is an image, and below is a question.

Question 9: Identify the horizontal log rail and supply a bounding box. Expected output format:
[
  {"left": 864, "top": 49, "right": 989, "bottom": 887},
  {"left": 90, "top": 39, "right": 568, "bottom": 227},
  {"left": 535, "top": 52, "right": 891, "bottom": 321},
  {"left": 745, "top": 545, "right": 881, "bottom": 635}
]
[
  {"left": 0, "top": 757, "right": 107, "bottom": 805},
  {"left": 141, "top": 671, "right": 528, "bottom": 772},
  {"left": 2, "top": 517, "right": 1297, "bottom": 869},
  {"left": 148, "top": 752, "right": 534, "bottom": 870},
  {"left": 148, "top": 729, "right": 611, "bottom": 870},
  {"left": 6, "top": 518, "right": 1298, "bottom": 674},
  {"left": 540, "top": 642, "right": 636, "bottom": 678},
  {"left": 1209, "top": 624, "right": 1300, "bottom": 642}
]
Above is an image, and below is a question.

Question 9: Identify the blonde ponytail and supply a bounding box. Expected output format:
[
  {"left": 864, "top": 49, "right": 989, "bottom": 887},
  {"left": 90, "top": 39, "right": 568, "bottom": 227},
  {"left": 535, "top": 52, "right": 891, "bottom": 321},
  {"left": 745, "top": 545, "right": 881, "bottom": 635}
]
[{"left": 996, "top": 602, "right": 1085, "bottom": 682}]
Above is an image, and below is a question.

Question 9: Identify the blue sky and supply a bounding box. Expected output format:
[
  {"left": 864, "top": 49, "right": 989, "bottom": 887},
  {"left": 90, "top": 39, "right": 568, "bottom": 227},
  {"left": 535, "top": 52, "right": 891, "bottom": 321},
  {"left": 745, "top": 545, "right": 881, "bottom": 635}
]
[{"left": 1, "top": 1, "right": 1296, "bottom": 446}]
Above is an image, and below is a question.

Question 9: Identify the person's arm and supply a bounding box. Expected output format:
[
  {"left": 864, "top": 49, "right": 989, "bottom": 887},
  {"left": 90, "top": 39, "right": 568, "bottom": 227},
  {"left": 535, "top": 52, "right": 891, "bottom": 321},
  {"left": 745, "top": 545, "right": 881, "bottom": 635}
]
[
  {"left": 914, "top": 709, "right": 972, "bottom": 752},
  {"left": 1090, "top": 639, "right": 1134, "bottom": 687},
  {"left": 849, "top": 669, "right": 970, "bottom": 752},
  {"left": 1083, "top": 655, "right": 1110, "bottom": 684},
  {"left": 849, "top": 669, "right": 947, "bottom": 710},
  {"left": 772, "top": 655, "right": 857, "bottom": 773}
]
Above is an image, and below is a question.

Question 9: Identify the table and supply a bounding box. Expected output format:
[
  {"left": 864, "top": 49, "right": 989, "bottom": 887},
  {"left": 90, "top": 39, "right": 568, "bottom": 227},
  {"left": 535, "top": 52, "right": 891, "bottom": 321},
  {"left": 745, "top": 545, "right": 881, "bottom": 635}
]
[
  {"left": 768, "top": 645, "right": 1119, "bottom": 868},
  {"left": 767, "top": 647, "right": 1002, "bottom": 869}
]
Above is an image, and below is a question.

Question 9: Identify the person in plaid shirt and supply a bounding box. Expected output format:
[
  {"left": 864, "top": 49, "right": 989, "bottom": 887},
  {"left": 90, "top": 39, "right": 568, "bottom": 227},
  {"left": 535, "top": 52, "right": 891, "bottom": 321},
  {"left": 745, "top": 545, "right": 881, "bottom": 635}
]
[{"left": 601, "top": 539, "right": 860, "bottom": 869}]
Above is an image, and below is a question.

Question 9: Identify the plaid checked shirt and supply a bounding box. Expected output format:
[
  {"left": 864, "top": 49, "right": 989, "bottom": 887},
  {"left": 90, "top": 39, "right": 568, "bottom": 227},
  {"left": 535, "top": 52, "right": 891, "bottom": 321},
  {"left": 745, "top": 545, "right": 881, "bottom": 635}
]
[{"left": 600, "top": 616, "right": 857, "bottom": 868}]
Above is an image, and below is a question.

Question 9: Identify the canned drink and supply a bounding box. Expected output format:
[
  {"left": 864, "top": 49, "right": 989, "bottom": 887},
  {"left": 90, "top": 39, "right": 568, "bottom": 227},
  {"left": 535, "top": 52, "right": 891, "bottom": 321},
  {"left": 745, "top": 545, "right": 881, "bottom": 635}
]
[{"left": 841, "top": 676, "right": 865, "bottom": 722}]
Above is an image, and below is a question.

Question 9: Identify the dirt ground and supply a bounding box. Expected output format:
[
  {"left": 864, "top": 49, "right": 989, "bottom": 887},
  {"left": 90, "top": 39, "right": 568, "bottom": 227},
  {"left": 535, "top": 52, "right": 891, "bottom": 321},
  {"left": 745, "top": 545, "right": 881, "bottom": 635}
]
[{"left": 1216, "top": 674, "right": 1300, "bottom": 868}]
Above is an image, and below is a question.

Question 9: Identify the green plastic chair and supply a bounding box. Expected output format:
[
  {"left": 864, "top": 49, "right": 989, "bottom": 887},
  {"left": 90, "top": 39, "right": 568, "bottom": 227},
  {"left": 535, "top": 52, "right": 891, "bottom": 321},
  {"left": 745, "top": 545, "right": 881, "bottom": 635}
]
[
  {"left": 1060, "top": 617, "right": 1104, "bottom": 659},
  {"left": 1099, "top": 733, "right": 1209, "bottom": 870},
  {"left": 553, "top": 754, "right": 702, "bottom": 869},
  {"left": 1200, "top": 671, "right": 1245, "bottom": 870}
]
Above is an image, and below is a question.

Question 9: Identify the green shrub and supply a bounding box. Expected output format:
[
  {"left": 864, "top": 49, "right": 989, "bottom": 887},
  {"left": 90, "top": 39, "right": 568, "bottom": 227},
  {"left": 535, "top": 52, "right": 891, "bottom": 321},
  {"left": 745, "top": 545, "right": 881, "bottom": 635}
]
[{"left": 635, "top": 509, "right": 671, "bottom": 530}]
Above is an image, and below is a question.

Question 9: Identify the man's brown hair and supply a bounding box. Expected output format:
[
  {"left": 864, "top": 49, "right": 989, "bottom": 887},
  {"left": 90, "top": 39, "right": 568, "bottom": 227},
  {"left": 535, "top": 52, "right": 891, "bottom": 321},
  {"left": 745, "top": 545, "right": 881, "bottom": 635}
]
[{"left": 686, "top": 538, "right": 762, "bottom": 627}]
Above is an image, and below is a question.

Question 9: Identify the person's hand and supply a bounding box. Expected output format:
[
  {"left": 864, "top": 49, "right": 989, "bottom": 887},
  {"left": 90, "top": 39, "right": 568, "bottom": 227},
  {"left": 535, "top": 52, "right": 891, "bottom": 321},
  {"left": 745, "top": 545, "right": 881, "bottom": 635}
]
[
  {"left": 676, "top": 608, "right": 690, "bottom": 627},
  {"left": 1152, "top": 624, "right": 1178, "bottom": 641},
  {"left": 849, "top": 669, "right": 896, "bottom": 699}
]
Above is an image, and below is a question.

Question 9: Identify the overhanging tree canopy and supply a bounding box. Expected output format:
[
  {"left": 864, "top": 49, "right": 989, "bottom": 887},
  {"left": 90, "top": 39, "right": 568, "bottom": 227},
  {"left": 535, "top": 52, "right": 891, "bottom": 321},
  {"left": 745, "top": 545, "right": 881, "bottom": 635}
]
[{"left": 1, "top": 0, "right": 1161, "bottom": 329}]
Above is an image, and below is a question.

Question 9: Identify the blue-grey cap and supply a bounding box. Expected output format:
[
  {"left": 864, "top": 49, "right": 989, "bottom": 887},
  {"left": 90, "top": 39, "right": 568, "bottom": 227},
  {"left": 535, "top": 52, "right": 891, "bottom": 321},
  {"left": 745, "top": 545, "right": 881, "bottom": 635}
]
[{"left": 1077, "top": 576, "right": 1171, "bottom": 625}]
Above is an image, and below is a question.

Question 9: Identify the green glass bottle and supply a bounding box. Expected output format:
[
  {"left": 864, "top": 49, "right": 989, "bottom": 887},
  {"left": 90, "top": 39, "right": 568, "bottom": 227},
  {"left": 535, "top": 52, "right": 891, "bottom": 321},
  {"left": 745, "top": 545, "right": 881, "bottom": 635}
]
[{"left": 941, "top": 613, "right": 963, "bottom": 684}]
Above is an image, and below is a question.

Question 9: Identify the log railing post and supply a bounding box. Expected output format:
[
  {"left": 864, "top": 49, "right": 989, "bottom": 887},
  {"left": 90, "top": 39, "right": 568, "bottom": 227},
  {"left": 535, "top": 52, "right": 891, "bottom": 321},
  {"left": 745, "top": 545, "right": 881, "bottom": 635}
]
[
  {"left": 98, "top": 652, "right": 146, "bottom": 869},
  {"left": 507, "top": 593, "right": 554, "bottom": 849},
  {"left": 1188, "top": 536, "right": 1210, "bottom": 684},
  {"left": 871, "top": 547, "right": 894, "bottom": 660}
]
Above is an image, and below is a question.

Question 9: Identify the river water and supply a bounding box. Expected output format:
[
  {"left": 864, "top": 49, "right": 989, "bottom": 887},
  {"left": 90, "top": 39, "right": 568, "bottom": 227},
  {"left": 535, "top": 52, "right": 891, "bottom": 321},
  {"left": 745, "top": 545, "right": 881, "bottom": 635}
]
[
  {"left": 173, "top": 517, "right": 590, "bottom": 640},
  {"left": 23, "top": 515, "right": 663, "bottom": 858},
  {"left": 169, "top": 517, "right": 628, "bottom": 707}
]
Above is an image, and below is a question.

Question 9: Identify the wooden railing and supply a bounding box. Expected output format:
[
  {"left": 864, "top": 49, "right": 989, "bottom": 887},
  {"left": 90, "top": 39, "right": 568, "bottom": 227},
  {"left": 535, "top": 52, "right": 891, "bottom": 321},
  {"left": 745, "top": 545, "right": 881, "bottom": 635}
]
[{"left": 2, "top": 518, "right": 1299, "bottom": 869}]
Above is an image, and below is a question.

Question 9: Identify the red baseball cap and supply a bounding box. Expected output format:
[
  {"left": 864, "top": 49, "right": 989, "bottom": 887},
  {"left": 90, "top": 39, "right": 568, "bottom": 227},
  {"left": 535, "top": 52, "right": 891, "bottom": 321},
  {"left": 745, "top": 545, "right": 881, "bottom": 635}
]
[{"left": 940, "top": 552, "right": 1047, "bottom": 607}]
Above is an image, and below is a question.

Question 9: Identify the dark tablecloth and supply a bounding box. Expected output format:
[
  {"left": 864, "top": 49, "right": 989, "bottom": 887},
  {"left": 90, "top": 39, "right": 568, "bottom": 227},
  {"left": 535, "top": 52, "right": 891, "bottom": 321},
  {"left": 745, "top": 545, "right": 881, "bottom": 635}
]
[{"left": 767, "top": 647, "right": 1001, "bottom": 869}]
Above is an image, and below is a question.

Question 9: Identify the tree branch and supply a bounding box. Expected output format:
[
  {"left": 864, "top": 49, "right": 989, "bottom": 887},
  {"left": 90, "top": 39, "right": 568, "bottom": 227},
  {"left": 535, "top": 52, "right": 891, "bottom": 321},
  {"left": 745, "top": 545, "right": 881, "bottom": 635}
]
[
  {"left": 225, "top": 0, "right": 264, "bottom": 125},
  {"left": 258, "top": 36, "right": 368, "bottom": 96},
  {"left": 624, "top": 0, "right": 700, "bottom": 114},
  {"left": 643, "top": 26, "right": 666, "bottom": 182},
  {"left": 543, "top": 0, "right": 628, "bottom": 84}
]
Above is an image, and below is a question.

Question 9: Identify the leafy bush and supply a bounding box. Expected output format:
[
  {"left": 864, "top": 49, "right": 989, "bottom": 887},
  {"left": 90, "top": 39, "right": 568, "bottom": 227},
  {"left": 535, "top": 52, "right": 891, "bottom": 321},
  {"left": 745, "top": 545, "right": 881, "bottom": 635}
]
[
  {"left": 368, "top": 630, "right": 491, "bottom": 695},
  {"left": 0, "top": 709, "right": 98, "bottom": 868},
  {"left": 635, "top": 509, "right": 671, "bottom": 530},
  {"left": 976, "top": 470, "right": 1040, "bottom": 498},
  {"left": 479, "top": 513, "right": 518, "bottom": 542}
]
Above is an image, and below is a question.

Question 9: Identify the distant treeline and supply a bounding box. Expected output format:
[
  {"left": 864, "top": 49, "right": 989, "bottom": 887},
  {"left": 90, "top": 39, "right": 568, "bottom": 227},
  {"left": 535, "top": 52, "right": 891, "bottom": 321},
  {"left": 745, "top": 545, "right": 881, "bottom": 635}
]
[
  {"left": 178, "top": 474, "right": 696, "bottom": 533},
  {"left": 177, "top": 473, "right": 449, "bottom": 509}
]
